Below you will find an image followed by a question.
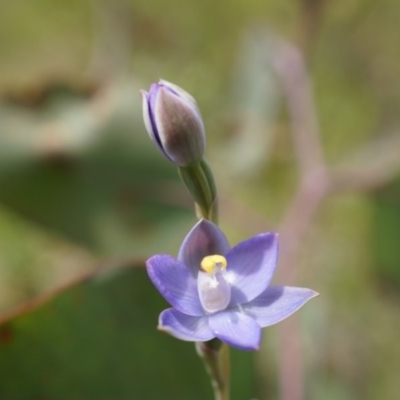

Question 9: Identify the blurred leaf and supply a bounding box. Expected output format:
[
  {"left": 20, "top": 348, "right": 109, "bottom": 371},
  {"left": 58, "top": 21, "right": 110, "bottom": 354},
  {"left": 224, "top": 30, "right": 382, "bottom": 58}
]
[
  {"left": 0, "top": 81, "right": 192, "bottom": 256},
  {"left": 219, "top": 29, "right": 280, "bottom": 179},
  {"left": 373, "top": 177, "right": 400, "bottom": 288},
  {"left": 0, "top": 265, "right": 256, "bottom": 399},
  {"left": 0, "top": 205, "right": 96, "bottom": 312}
]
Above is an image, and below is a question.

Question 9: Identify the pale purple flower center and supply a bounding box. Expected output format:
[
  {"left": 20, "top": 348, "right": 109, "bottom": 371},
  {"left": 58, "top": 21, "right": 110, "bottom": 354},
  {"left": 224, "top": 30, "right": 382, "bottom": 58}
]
[{"left": 197, "top": 259, "right": 231, "bottom": 314}]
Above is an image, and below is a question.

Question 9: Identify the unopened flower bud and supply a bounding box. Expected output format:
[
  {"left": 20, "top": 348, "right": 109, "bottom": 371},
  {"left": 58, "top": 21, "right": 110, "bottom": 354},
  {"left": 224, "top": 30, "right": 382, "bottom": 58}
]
[{"left": 141, "top": 80, "right": 206, "bottom": 166}]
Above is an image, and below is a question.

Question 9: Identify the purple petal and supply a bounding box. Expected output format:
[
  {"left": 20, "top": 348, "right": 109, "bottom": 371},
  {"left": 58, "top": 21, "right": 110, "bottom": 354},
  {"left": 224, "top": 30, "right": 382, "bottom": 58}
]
[
  {"left": 242, "top": 286, "right": 318, "bottom": 327},
  {"left": 227, "top": 233, "right": 278, "bottom": 306},
  {"left": 141, "top": 87, "right": 173, "bottom": 163},
  {"left": 159, "top": 79, "right": 197, "bottom": 105},
  {"left": 178, "top": 220, "right": 230, "bottom": 277},
  {"left": 208, "top": 310, "right": 261, "bottom": 351},
  {"left": 156, "top": 88, "right": 205, "bottom": 166},
  {"left": 158, "top": 308, "right": 214, "bottom": 342},
  {"left": 147, "top": 255, "right": 204, "bottom": 316},
  {"left": 148, "top": 83, "right": 161, "bottom": 116},
  {"left": 141, "top": 90, "right": 156, "bottom": 140}
]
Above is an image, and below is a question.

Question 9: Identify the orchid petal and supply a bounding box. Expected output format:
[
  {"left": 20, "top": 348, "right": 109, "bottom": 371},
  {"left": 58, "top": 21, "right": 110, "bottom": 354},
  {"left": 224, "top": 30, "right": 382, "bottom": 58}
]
[
  {"left": 208, "top": 310, "right": 261, "bottom": 351},
  {"left": 155, "top": 88, "right": 205, "bottom": 166},
  {"left": 178, "top": 219, "right": 230, "bottom": 276},
  {"left": 159, "top": 79, "right": 197, "bottom": 105},
  {"left": 147, "top": 255, "right": 203, "bottom": 316},
  {"left": 141, "top": 86, "right": 173, "bottom": 162},
  {"left": 227, "top": 233, "right": 278, "bottom": 305},
  {"left": 140, "top": 90, "right": 155, "bottom": 141},
  {"left": 242, "top": 286, "right": 318, "bottom": 327},
  {"left": 158, "top": 308, "right": 214, "bottom": 341}
]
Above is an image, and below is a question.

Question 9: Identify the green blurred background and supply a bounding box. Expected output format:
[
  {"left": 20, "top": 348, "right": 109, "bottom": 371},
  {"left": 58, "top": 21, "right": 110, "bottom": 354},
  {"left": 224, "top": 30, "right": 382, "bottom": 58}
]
[{"left": 0, "top": 0, "right": 399, "bottom": 399}]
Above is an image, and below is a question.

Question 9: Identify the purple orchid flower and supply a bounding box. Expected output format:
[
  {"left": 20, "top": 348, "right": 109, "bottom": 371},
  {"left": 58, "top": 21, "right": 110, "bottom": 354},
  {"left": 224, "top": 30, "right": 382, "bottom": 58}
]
[
  {"left": 146, "top": 219, "right": 318, "bottom": 351},
  {"left": 141, "top": 80, "right": 206, "bottom": 167}
]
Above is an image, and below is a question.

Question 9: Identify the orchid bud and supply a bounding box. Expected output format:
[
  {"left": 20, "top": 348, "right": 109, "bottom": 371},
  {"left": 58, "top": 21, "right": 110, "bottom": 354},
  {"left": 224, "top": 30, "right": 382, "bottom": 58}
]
[{"left": 141, "top": 80, "right": 206, "bottom": 166}]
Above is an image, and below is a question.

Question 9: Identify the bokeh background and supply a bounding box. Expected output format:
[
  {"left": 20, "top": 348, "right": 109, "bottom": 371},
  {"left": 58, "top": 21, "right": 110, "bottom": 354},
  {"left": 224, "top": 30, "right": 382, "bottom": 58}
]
[{"left": 0, "top": 0, "right": 399, "bottom": 399}]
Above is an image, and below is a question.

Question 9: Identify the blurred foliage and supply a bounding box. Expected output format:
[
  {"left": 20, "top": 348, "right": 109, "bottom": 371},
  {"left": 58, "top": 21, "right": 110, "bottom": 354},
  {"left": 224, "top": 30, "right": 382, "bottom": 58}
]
[
  {"left": 374, "top": 178, "right": 400, "bottom": 287},
  {"left": 0, "top": 265, "right": 255, "bottom": 399},
  {"left": 0, "top": 82, "right": 191, "bottom": 253},
  {"left": 0, "top": 0, "right": 399, "bottom": 399}
]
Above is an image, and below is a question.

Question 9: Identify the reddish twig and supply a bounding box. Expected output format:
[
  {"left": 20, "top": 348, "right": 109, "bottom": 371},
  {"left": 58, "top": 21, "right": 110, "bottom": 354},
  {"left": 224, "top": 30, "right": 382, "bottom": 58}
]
[
  {"left": 270, "top": 38, "right": 400, "bottom": 400},
  {"left": 272, "top": 41, "right": 328, "bottom": 400},
  {"left": 0, "top": 257, "right": 144, "bottom": 326}
]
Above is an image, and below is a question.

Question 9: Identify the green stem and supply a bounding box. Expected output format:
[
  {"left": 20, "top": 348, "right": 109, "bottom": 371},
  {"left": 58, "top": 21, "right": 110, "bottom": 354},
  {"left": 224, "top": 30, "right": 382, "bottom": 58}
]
[
  {"left": 178, "top": 158, "right": 228, "bottom": 399},
  {"left": 178, "top": 158, "right": 218, "bottom": 224},
  {"left": 200, "top": 159, "right": 217, "bottom": 200},
  {"left": 200, "top": 158, "right": 219, "bottom": 223},
  {"left": 196, "top": 341, "right": 230, "bottom": 400}
]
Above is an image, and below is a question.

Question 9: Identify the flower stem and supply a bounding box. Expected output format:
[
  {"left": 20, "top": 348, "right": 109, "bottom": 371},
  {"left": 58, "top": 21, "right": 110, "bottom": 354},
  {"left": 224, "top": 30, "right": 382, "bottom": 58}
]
[
  {"left": 178, "top": 158, "right": 218, "bottom": 224},
  {"left": 196, "top": 341, "right": 230, "bottom": 400},
  {"left": 179, "top": 158, "right": 228, "bottom": 399}
]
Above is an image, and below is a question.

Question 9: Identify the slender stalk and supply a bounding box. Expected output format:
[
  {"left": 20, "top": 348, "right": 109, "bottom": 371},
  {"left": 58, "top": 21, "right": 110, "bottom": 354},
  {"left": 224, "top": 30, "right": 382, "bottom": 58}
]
[
  {"left": 200, "top": 159, "right": 219, "bottom": 223},
  {"left": 196, "top": 341, "right": 230, "bottom": 400},
  {"left": 179, "top": 158, "right": 229, "bottom": 399},
  {"left": 178, "top": 159, "right": 219, "bottom": 224}
]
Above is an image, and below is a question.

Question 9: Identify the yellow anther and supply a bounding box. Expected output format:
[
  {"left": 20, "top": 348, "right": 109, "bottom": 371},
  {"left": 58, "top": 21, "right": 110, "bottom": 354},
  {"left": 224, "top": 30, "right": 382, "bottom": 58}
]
[{"left": 200, "top": 255, "right": 227, "bottom": 274}]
